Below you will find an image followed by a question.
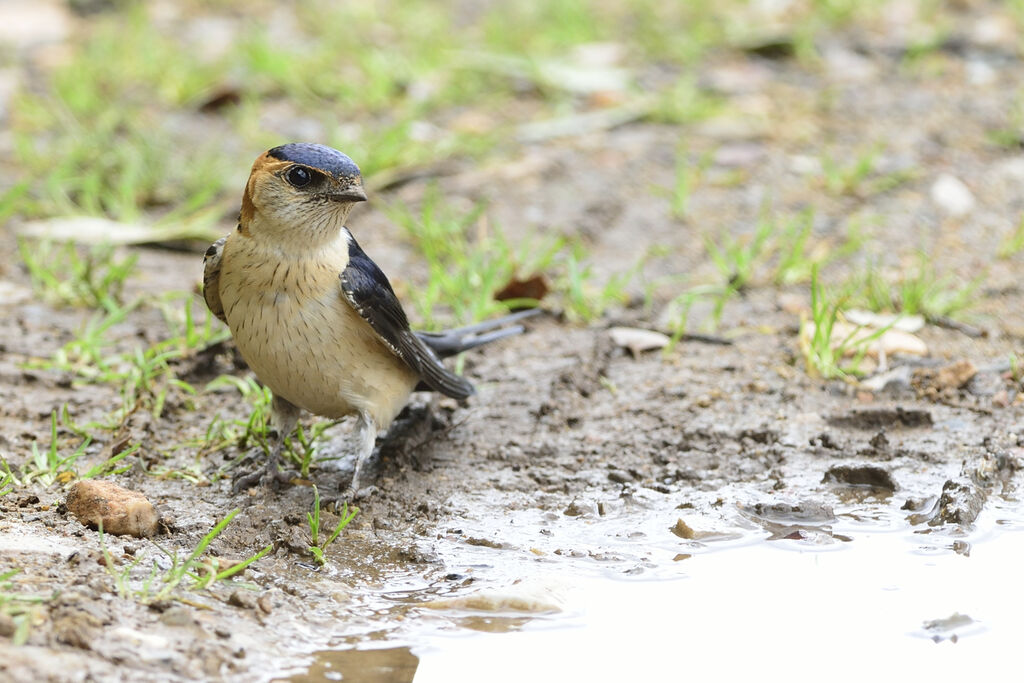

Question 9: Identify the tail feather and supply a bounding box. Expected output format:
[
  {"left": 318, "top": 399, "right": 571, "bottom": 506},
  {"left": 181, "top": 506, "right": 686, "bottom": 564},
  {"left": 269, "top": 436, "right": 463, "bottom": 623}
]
[{"left": 415, "top": 309, "right": 542, "bottom": 359}]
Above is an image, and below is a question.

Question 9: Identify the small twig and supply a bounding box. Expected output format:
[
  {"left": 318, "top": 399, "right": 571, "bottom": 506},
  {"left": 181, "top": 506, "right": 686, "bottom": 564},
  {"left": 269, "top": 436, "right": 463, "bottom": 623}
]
[
  {"left": 517, "top": 100, "right": 653, "bottom": 143},
  {"left": 929, "top": 316, "right": 984, "bottom": 338},
  {"left": 173, "top": 597, "right": 215, "bottom": 610},
  {"left": 675, "top": 332, "right": 734, "bottom": 346},
  {"left": 932, "top": 398, "right": 994, "bottom": 416}
]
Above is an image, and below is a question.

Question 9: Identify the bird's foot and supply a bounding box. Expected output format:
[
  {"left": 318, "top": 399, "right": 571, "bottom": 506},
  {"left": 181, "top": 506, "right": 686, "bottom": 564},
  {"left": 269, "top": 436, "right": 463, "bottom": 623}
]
[
  {"left": 231, "top": 460, "right": 299, "bottom": 493},
  {"left": 318, "top": 484, "right": 376, "bottom": 511},
  {"left": 350, "top": 484, "right": 379, "bottom": 501}
]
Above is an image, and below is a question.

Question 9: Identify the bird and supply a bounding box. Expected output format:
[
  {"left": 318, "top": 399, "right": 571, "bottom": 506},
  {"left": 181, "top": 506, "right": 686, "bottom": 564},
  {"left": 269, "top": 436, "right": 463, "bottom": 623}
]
[{"left": 202, "top": 143, "right": 535, "bottom": 497}]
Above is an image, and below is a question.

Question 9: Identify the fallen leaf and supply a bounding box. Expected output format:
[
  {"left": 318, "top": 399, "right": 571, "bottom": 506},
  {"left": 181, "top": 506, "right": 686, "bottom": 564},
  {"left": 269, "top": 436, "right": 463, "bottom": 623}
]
[
  {"left": 859, "top": 366, "right": 913, "bottom": 393},
  {"left": 516, "top": 99, "right": 653, "bottom": 143},
  {"left": 843, "top": 309, "right": 926, "bottom": 333},
  {"left": 609, "top": 326, "right": 670, "bottom": 357},
  {"left": 198, "top": 86, "right": 242, "bottom": 113},
  {"left": 19, "top": 216, "right": 222, "bottom": 245},
  {"left": 802, "top": 320, "right": 928, "bottom": 358},
  {"left": 494, "top": 274, "right": 549, "bottom": 304},
  {"left": 738, "top": 35, "right": 796, "bottom": 60}
]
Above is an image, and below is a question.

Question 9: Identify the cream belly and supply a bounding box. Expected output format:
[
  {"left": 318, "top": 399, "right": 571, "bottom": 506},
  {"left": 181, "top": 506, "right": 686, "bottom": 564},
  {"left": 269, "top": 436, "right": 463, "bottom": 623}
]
[{"left": 218, "top": 236, "right": 419, "bottom": 429}]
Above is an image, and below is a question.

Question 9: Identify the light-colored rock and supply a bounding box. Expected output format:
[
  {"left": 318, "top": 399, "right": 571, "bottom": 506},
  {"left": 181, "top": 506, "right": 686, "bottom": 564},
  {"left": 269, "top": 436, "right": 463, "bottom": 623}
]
[
  {"left": 971, "top": 16, "right": 1015, "bottom": 47},
  {"left": 965, "top": 60, "right": 996, "bottom": 86},
  {"left": 66, "top": 480, "right": 158, "bottom": 538},
  {"left": 422, "top": 584, "right": 564, "bottom": 613},
  {"left": 0, "top": 528, "right": 79, "bottom": 556},
  {"left": 704, "top": 62, "right": 773, "bottom": 95},
  {"left": 0, "top": 280, "right": 33, "bottom": 306},
  {"left": 930, "top": 174, "right": 975, "bottom": 217},
  {"left": 713, "top": 143, "right": 765, "bottom": 168},
  {"left": 995, "top": 157, "right": 1024, "bottom": 182},
  {"left": 822, "top": 47, "right": 877, "bottom": 81},
  {"left": 789, "top": 154, "right": 821, "bottom": 175}
]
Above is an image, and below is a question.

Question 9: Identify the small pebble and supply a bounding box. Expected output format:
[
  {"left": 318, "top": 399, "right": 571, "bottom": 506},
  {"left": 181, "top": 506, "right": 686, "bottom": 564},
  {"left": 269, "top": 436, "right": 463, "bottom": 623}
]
[
  {"left": 227, "top": 591, "right": 256, "bottom": 610},
  {"left": 670, "top": 518, "right": 696, "bottom": 539},
  {"left": 158, "top": 607, "right": 196, "bottom": 628},
  {"left": 0, "top": 613, "right": 15, "bottom": 637},
  {"left": 563, "top": 500, "right": 597, "bottom": 517},
  {"left": 608, "top": 470, "right": 633, "bottom": 484}
]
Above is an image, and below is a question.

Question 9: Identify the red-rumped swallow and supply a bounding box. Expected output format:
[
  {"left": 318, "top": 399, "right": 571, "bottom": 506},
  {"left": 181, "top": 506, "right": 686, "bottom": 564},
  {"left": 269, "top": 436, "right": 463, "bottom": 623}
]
[{"left": 203, "top": 143, "right": 534, "bottom": 496}]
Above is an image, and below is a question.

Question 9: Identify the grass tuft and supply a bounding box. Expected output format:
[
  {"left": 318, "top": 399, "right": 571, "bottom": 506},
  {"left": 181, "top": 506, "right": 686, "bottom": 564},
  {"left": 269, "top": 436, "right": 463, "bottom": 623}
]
[
  {"left": 847, "top": 257, "right": 980, "bottom": 321},
  {"left": 30, "top": 294, "right": 229, "bottom": 429},
  {"left": 558, "top": 244, "right": 647, "bottom": 323},
  {"left": 100, "top": 510, "right": 272, "bottom": 604},
  {"left": 307, "top": 486, "right": 359, "bottom": 566},
  {"left": 998, "top": 215, "right": 1024, "bottom": 258},
  {"left": 819, "top": 146, "right": 915, "bottom": 198},
  {"left": 18, "top": 240, "right": 138, "bottom": 310},
  {"left": 800, "top": 266, "right": 886, "bottom": 380},
  {"left": 0, "top": 569, "right": 52, "bottom": 646},
  {"left": 0, "top": 410, "right": 138, "bottom": 492}
]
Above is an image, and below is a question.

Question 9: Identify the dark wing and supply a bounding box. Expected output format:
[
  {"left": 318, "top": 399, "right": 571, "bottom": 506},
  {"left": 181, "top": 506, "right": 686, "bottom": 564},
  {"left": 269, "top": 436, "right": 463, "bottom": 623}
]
[
  {"left": 340, "top": 235, "right": 474, "bottom": 400},
  {"left": 202, "top": 236, "right": 228, "bottom": 324}
]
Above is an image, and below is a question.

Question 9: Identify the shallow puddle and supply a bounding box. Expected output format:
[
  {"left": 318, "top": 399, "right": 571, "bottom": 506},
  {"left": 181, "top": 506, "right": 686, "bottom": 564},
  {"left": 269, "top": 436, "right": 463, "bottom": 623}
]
[{"left": 281, "top": 492, "right": 1024, "bottom": 682}]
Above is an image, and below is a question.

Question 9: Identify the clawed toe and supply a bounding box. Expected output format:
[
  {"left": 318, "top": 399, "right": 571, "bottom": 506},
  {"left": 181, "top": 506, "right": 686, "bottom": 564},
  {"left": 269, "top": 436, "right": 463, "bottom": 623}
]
[
  {"left": 266, "top": 466, "right": 300, "bottom": 489},
  {"left": 319, "top": 484, "right": 376, "bottom": 510},
  {"left": 231, "top": 462, "right": 299, "bottom": 493},
  {"left": 231, "top": 468, "right": 264, "bottom": 494},
  {"left": 351, "top": 484, "right": 378, "bottom": 501}
]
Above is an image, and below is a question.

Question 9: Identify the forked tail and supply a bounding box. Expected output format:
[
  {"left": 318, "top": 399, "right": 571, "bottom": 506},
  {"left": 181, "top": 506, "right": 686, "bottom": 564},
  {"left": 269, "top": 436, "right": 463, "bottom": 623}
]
[{"left": 414, "top": 309, "right": 542, "bottom": 359}]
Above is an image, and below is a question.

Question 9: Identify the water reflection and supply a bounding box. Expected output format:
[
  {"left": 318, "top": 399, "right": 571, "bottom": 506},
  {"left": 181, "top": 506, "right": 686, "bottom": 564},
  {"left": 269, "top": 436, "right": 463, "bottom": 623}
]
[
  {"left": 282, "top": 647, "right": 418, "bottom": 683},
  {"left": 451, "top": 615, "right": 534, "bottom": 633}
]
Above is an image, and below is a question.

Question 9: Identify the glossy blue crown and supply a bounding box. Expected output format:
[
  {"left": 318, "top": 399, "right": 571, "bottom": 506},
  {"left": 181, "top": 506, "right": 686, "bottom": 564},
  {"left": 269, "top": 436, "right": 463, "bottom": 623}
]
[{"left": 268, "top": 143, "right": 362, "bottom": 179}]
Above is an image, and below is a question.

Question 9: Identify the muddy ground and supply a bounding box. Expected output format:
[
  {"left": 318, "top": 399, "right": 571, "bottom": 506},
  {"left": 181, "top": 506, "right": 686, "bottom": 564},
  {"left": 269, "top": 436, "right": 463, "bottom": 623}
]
[{"left": 3, "top": 4, "right": 1024, "bottom": 682}]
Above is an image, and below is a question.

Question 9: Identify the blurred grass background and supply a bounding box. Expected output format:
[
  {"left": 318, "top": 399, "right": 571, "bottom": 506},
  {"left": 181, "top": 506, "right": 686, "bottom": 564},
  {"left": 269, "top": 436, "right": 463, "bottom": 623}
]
[
  {"left": 1, "top": 0, "right": 913, "bottom": 229},
  {"left": 2, "top": 0, "right": 1022, "bottom": 337}
]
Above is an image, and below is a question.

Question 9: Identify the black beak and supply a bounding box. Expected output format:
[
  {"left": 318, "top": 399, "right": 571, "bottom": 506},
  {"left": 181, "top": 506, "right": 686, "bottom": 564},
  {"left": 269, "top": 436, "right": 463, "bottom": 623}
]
[{"left": 327, "top": 185, "right": 368, "bottom": 203}]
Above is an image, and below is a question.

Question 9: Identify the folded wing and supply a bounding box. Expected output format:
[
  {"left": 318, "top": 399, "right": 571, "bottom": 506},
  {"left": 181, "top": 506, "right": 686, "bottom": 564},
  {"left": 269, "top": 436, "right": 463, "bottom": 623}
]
[{"left": 339, "top": 235, "right": 474, "bottom": 400}]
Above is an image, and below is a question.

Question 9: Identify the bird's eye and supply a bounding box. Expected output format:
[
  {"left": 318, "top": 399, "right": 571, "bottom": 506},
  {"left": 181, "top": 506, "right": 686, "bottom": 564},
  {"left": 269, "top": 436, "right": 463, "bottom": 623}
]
[{"left": 285, "top": 166, "right": 313, "bottom": 188}]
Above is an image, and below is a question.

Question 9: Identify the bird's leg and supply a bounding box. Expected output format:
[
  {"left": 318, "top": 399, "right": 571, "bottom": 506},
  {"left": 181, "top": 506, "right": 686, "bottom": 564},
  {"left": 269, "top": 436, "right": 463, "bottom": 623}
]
[
  {"left": 346, "top": 410, "right": 379, "bottom": 500},
  {"left": 232, "top": 393, "right": 301, "bottom": 492},
  {"left": 264, "top": 394, "right": 302, "bottom": 486}
]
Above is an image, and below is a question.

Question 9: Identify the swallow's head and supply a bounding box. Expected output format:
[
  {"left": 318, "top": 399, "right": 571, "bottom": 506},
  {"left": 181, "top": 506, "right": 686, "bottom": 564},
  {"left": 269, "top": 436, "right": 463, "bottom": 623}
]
[{"left": 240, "top": 143, "right": 367, "bottom": 241}]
